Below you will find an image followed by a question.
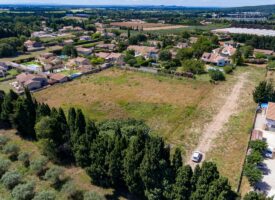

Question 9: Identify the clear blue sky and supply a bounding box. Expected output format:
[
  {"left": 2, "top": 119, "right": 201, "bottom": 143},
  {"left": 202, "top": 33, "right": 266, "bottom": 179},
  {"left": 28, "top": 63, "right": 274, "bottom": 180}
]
[{"left": 0, "top": 0, "right": 275, "bottom": 7}]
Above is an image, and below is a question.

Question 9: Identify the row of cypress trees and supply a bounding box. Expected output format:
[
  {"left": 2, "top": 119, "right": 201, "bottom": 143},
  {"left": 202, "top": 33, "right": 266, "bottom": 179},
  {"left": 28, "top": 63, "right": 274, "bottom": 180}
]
[{"left": 0, "top": 89, "right": 238, "bottom": 200}]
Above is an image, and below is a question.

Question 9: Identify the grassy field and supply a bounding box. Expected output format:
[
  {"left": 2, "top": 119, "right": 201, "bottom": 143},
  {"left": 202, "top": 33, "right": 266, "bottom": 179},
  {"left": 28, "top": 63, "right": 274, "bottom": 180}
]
[{"left": 0, "top": 130, "right": 116, "bottom": 200}]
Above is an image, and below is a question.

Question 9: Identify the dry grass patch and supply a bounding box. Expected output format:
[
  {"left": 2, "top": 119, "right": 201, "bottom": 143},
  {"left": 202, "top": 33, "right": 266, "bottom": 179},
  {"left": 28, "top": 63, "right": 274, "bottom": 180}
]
[{"left": 35, "top": 68, "right": 242, "bottom": 155}]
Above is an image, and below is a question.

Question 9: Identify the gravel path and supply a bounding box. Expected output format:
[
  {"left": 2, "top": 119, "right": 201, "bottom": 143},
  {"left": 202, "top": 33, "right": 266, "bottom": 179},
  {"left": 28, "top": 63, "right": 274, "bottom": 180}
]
[{"left": 188, "top": 72, "right": 248, "bottom": 167}]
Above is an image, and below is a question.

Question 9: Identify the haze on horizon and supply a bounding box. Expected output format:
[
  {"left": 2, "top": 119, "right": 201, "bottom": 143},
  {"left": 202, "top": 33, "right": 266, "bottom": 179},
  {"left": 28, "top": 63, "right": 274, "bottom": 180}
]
[{"left": 0, "top": 0, "right": 275, "bottom": 7}]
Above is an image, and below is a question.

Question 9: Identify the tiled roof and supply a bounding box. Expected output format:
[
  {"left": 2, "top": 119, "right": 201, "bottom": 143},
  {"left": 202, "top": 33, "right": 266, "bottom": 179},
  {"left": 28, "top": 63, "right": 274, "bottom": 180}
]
[{"left": 266, "top": 102, "right": 275, "bottom": 121}]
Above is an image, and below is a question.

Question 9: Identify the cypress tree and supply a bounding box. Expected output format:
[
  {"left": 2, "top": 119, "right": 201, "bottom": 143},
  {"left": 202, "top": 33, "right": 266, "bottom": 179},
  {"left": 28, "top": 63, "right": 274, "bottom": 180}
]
[
  {"left": 1, "top": 90, "right": 18, "bottom": 126},
  {"left": 173, "top": 165, "right": 193, "bottom": 200},
  {"left": 67, "top": 107, "right": 76, "bottom": 134},
  {"left": 172, "top": 148, "right": 183, "bottom": 175},
  {"left": 75, "top": 109, "right": 86, "bottom": 134}
]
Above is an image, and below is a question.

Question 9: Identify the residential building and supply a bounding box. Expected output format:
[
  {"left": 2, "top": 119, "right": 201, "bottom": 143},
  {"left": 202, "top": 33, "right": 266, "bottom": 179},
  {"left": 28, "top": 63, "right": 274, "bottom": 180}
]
[
  {"left": 95, "top": 52, "right": 124, "bottom": 65},
  {"left": 24, "top": 40, "right": 45, "bottom": 52},
  {"left": 96, "top": 44, "right": 116, "bottom": 51},
  {"left": 76, "top": 47, "right": 93, "bottom": 56},
  {"left": 79, "top": 35, "right": 92, "bottom": 41},
  {"left": 127, "top": 45, "right": 159, "bottom": 59},
  {"left": 266, "top": 102, "right": 275, "bottom": 131},
  {"left": 67, "top": 57, "right": 90, "bottom": 69},
  {"left": 201, "top": 52, "right": 230, "bottom": 66},
  {"left": 16, "top": 73, "right": 48, "bottom": 90},
  {"left": 48, "top": 73, "right": 69, "bottom": 84}
]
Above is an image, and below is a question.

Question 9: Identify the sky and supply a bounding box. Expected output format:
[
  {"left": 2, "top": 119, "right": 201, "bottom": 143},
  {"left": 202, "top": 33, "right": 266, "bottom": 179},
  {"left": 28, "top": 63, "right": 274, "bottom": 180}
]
[{"left": 0, "top": 0, "right": 275, "bottom": 7}]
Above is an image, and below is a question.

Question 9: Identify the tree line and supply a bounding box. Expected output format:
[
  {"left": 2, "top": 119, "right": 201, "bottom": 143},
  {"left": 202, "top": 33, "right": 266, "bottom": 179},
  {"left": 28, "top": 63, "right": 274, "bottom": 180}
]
[{"left": 0, "top": 89, "right": 270, "bottom": 200}]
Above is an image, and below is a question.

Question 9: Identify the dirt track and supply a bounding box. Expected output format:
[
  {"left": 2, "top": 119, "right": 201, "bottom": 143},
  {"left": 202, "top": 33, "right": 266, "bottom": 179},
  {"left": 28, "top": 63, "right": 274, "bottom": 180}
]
[{"left": 188, "top": 72, "right": 248, "bottom": 167}]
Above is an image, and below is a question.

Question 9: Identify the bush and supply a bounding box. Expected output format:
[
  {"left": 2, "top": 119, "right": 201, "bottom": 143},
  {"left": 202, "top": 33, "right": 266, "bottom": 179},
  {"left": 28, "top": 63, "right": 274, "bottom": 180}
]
[
  {"left": 247, "top": 151, "right": 264, "bottom": 165},
  {"left": 44, "top": 166, "right": 65, "bottom": 189},
  {"left": 243, "top": 191, "right": 272, "bottom": 200},
  {"left": 0, "top": 136, "right": 10, "bottom": 150},
  {"left": 181, "top": 59, "right": 205, "bottom": 74},
  {"left": 18, "top": 152, "right": 30, "bottom": 167},
  {"left": 2, "top": 143, "right": 20, "bottom": 160},
  {"left": 33, "top": 190, "right": 56, "bottom": 200},
  {"left": 84, "top": 191, "right": 106, "bottom": 200},
  {"left": 223, "top": 66, "right": 233, "bottom": 74},
  {"left": 30, "top": 157, "right": 48, "bottom": 177},
  {"left": 243, "top": 164, "right": 263, "bottom": 186},
  {"left": 249, "top": 140, "right": 268, "bottom": 153},
  {"left": 12, "top": 181, "right": 35, "bottom": 200},
  {"left": 0, "top": 158, "right": 11, "bottom": 178},
  {"left": 1, "top": 171, "right": 22, "bottom": 189},
  {"left": 209, "top": 69, "right": 225, "bottom": 81},
  {"left": 62, "top": 181, "right": 83, "bottom": 200}
]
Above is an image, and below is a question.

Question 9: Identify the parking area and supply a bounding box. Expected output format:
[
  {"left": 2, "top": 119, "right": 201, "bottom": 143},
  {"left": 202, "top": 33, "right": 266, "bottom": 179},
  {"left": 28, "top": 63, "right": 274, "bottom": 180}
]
[{"left": 254, "top": 111, "right": 275, "bottom": 198}]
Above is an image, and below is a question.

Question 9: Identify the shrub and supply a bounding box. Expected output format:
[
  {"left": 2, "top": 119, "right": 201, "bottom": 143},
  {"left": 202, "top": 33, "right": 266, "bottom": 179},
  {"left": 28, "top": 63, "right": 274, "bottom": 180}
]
[
  {"left": 18, "top": 152, "right": 30, "bottom": 168},
  {"left": 0, "top": 158, "right": 11, "bottom": 178},
  {"left": 84, "top": 191, "right": 106, "bottom": 200},
  {"left": 62, "top": 181, "right": 83, "bottom": 200},
  {"left": 0, "top": 136, "right": 10, "bottom": 149},
  {"left": 223, "top": 66, "right": 233, "bottom": 74},
  {"left": 181, "top": 59, "right": 205, "bottom": 74},
  {"left": 209, "top": 69, "right": 225, "bottom": 81},
  {"left": 243, "top": 164, "right": 263, "bottom": 186},
  {"left": 249, "top": 140, "right": 268, "bottom": 154},
  {"left": 1, "top": 171, "right": 22, "bottom": 189},
  {"left": 2, "top": 143, "right": 20, "bottom": 160},
  {"left": 243, "top": 191, "right": 273, "bottom": 200},
  {"left": 30, "top": 157, "right": 48, "bottom": 177},
  {"left": 44, "top": 166, "right": 65, "bottom": 189},
  {"left": 33, "top": 190, "right": 56, "bottom": 200},
  {"left": 12, "top": 181, "right": 35, "bottom": 200},
  {"left": 247, "top": 151, "right": 264, "bottom": 165}
]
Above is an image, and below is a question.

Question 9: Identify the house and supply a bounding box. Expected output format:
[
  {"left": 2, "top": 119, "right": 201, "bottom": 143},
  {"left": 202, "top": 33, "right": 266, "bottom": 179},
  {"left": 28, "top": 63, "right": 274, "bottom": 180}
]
[
  {"left": 24, "top": 40, "right": 44, "bottom": 52},
  {"left": 96, "top": 44, "right": 116, "bottom": 51},
  {"left": 79, "top": 35, "right": 92, "bottom": 41},
  {"left": 176, "top": 42, "right": 188, "bottom": 49},
  {"left": 16, "top": 73, "right": 48, "bottom": 90},
  {"left": 266, "top": 102, "right": 275, "bottom": 131},
  {"left": 59, "top": 26, "right": 83, "bottom": 33},
  {"left": 48, "top": 73, "right": 69, "bottom": 84},
  {"left": 76, "top": 47, "right": 93, "bottom": 56},
  {"left": 254, "top": 49, "right": 274, "bottom": 57},
  {"left": 36, "top": 53, "right": 64, "bottom": 72},
  {"left": 127, "top": 45, "right": 159, "bottom": 59},
  {"left": 66, "top": 57, "right": 90, "bottom": 69},
  {"left": 0, "top": 62, "right": 10, "bottom": 71},
  {"left": 220, "top": 46, "right": 236, "bottom": 57},
  {"left": 95, "top": 52, "right": 124, "bottom": 65},
  {"left": 201, "top": 52, "right": 230, "bottom": 66},
  {"left": 63, "top": 39, "right": 74, "bottom": 45}
]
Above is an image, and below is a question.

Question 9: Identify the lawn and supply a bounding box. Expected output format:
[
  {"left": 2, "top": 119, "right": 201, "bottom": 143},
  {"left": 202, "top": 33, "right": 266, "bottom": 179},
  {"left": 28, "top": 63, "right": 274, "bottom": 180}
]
[{"left": 0, "top": 69, "right": 19, "bottom": 81}]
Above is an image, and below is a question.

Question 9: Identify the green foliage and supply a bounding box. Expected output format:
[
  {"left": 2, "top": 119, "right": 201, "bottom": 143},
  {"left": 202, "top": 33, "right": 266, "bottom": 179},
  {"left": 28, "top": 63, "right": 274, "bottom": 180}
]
[
  {"left": 176, "top": 48, "right": 194, "bottom": 60},
  {"left": 2, "top": 143, "right": 20, "bottom": 160},
  {"left": 209, "top": 70, "right": 225, "bottom": 81},
  {"left": 172, "top": 148, "right": 183, "bottom": 174},
  {"left": 253, "top": 81, "right": 275, "bottom": 103},
  {"left": 11, "top": 181, "right": 36, "bottom": 200},
  {"left": 243, "top": 164, "right": 263, "bottom": 186},
  {"left": 18, "top": 152, "right": 30, "bottom": 168},
  {"left": 61, "top": 181, "right": 83, "bottom": 200},
  {"left": 180, "top": 59, "right": 205, "bottom": 74},
  {"left": 30, "top": 157, "right": 48, "bottom": 177},
  {"left": 243, "top": 191, "right": 273, "bottom": 200},
  {"left": 247, "top": 151, "right": 264, "bottom": 165},
  {"left": 44, "top": 166, "right": 65, "bottom": 189},
  {"left": 0, "top": 158, "right": 11, "bottom": 178},
  {"left": 249, "top": 140, "right": 268, "bottom": 154},
  {"left": 1, "top": 171, "right": 22, "bottom": 190},
  {"left": 62, "top": 45, "right": 78, "bottom": 58},
  {"left": 232, "top": 48, "right": 244, "bottom": 66},
  {"left": 223, "top": 66, "right": 234, "bottom": 74},
  {"left": 0, "top": 135, "right": 10, "bottom": 150},
  {"left": 192, "top": 36, "right": 214, "bottom": 58},
  {"left": 267, "top": 61, "right": 275, "bottom": 70},
  {"left": 91, "top": 57, "right": 105, "bottom": 65},
  {"left": 32, "top": 190, "right": 56, "bottom": 200},
  {"left": 159, "top": 50, "right": 172, "bottom": 61},
  {"left": 83, "top": 191, "right": 106, "bottom": 200}
]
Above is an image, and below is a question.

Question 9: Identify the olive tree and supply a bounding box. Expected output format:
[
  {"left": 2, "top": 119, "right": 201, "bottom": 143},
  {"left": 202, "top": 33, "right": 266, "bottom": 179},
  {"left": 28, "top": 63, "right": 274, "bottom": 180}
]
[{"left": 1, "top": 170, "right": 22, "bottom": 189}]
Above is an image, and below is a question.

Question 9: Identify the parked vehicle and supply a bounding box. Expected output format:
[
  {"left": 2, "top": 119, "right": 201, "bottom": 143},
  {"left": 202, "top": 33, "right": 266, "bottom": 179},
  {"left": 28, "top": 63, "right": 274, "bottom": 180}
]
[
  {"left": 263, "top": 147, "right": 273, "bottom": 159},
  {"left": 191, "top": 151, "right": 203, "bottom": 163}
]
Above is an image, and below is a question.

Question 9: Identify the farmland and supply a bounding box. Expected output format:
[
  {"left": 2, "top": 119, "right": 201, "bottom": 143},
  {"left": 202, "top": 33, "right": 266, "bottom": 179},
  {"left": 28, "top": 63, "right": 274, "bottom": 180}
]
[
  {"left": 35, "top": 66, "right": 265, "bottom": 189},
  {"left": 110, "top": 21, "right": 187, "bottom": 30}
]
